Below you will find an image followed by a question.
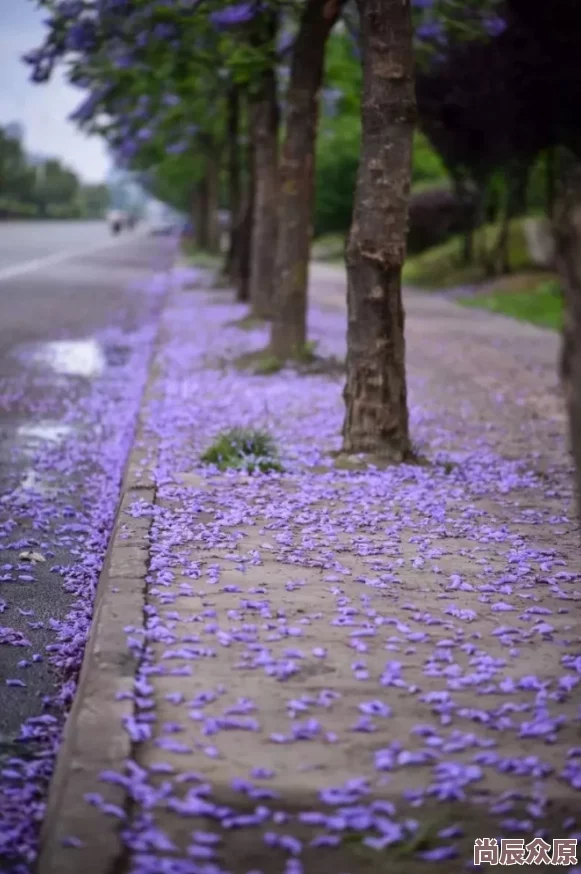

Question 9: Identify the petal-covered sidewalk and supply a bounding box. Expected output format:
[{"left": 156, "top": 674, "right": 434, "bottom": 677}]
[{"left": 44, "top": 266, "right": 581, "bottom": 873}]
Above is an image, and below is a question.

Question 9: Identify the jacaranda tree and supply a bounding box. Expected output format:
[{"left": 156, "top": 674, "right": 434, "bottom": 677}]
[{"left": 28, "top": 0, "right": 508, "bottom": 464}]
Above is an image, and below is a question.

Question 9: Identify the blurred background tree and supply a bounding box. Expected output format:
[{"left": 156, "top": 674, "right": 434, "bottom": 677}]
[{"left": 0, "top": 123, "right": 106, "bottom": 219}]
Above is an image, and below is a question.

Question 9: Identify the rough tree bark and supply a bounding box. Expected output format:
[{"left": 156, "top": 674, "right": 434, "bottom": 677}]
[
  {"left": 270, "top": 0, "right": 342, "bottom": 358},
  {"left": 342, "top": 0, "right": 416, "bottom": 459},
  {"left": 248, "top": 64, "right": 279, "bottom": 318},
  {"left": 224, "top": 86, "right": 242, "bottom": 284},
  {"left": 553, "top": 161, "right": 581, "bottom": 522}
]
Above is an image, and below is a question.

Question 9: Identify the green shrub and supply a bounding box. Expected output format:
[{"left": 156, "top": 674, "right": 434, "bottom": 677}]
[
  {"left": 200, "top": 427, "right": 283, "bottom": 473},
  {"left": 403, "top": 218, "right": 533, "bottom": 288}
]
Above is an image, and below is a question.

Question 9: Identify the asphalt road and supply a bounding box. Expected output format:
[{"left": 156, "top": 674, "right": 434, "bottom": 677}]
[
  {"left": 0, "top": 220, "right": 173, "bottom": 752},
  {"left": 0, "top": 220, "right": 123, "bottom": 279}
]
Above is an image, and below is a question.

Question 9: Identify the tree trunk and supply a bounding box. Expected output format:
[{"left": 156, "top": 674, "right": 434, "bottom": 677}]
[
  {"left": 546, "top": 147, "right": 556, "bottom": 219},
  {"left": 453, "top": 176, "right": 475, "bottom": 265},
  {"left": 195, "top": 177, "right": 209, "bottom": 250},
  {"left": 342, "top": 0, "right": 416, "bottom": 459},
  {"left": 474, "top": 177, "right": 491, "bottom": 267},
  {"left": 553, "top": 160, "right": 581, "bottom": 523},
  {"left": 186, "top": 187, "right": 199, "bottom": 247},
  {"left": 491, "top": 162, "right": 530, "bottom": 275},
  {"left": 224, "top": 86, "right": 242, "bottom": 284},
  {"left": 205, "top": 152, "right": 221, "bottom": 254},
  {"left": 492, "top": 181, "right": 510, "bottom": 276},
  {"left": 237, "top": 137, "right": 255, "bottom": 303},
  {"left": 462, "top": 227, "right": 474, "bottom": 265},
  {"left": 270, "top": 0, "right": 342, "bottom": 358},
  {"left": 248, "top": 65, "right": 279, "bottom": 318}
]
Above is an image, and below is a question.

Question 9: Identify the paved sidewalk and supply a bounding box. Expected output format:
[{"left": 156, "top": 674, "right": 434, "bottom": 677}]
[{"left": 39, "top": 265, "right": 581, "bottom": 874}]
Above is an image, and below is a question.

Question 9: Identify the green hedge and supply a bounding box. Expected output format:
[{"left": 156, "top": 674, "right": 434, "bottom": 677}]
[{"left": 0, "top": 198, "right": 39, "bottom": 218}]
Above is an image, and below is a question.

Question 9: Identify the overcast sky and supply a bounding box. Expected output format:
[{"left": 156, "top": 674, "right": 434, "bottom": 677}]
[{"left": 0, "top": 1, "right": 109, "bottom": 182}]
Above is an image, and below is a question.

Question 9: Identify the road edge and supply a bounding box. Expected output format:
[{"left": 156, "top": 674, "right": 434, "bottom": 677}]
[{"left": 35, "top": 276, "right": 167, "bottom": 874}]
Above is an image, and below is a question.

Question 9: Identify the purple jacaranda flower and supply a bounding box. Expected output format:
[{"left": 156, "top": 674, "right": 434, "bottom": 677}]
[
  {"left": 210, "top": 2, "right": 257, "bottom": 27},
  {"left": 418, "top": 846, "right": 458, "bottom": 860},
  {"left": 416, "top": 20, "right": 445, "bottom": 41},
  {"left": 358, "top": 700, "right": 392, "bottom": 718},
  {"left": 484, "top": 15, "right": 507, "bottom": 37}
]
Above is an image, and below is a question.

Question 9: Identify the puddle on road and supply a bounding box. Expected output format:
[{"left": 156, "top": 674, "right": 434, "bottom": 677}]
[
  {"left": 17, "top": 422, "right": 72, "bottom": 444},
  {"left": 0, "top": 420, "right": 75, "bottom": 500},
  {"left": 17, "top": 468, "right": 58, "bottom": 496},
  {"left": 30, "top": 339, "right": 106, "bottom": 378},
  {"left": 0, "top": 468, "right": 59, "bottom": 502}
]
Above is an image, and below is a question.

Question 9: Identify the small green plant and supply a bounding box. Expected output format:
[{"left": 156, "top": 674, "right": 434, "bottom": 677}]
[
  {"left": 295, "top": 340, "right": 318, "bottom": 363},
  {"left": 181, "top": 240, "right": 223, "bottom": 270},
  {"left": 255, "top": 355, "right": 283, "bottom": 375},
  {"left": 200, "top": 427, "right": 283, "bottom": 473},
  {"left": 234, "top": 349, "right": 283, "bottom": 374},
  {"left": 393, "top": 817, "right": 445, "bottom": 858}
]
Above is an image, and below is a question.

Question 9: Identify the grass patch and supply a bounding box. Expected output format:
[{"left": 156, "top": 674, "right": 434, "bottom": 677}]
[
  {"left": 403, "top": 218, "right": 533, "bottom": 289},
  {"left": 459, "top": 276, "right": 563, "bottom": 330},
  {"left": 295, "top": 340, "right": 318, "bottom": 363},
  {"left": 393, "top": 818, "right": 448, "bottom": 858},
  {"left": 235, "top": 349, "right": 283, "bottom": 375},
  {"left": 255, "top": 355, "right": 283, "bottom": 375},
  {"left": 235, "top": 342, "right": 317, "bottom": 374},
  {"left": 200, "top": 427, "right": 283, "bottom": 473},
  {"left": 338, "top": 816, "right": 446, "bottom": 860},
  {"left": 181, "top": 239, "right": 223, "bottom": 271},
  {"left": 235, "top": 341, "right": 343, "bottom": 377}
]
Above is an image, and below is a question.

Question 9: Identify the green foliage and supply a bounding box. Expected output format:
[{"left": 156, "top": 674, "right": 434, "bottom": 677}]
[
  {"left": 200, "top": 427, "right": 282, "bottom": 473},
  {"left": 34, "top": 158, "right": 80, "bottom": 212},
  {"left": 79, "top": 183, "right": 109, "bottom": 218},
  {"left": 37, "top": 0, "right": 279, "bottom": 212},
  {"left": 412, "top": 131, "right": 448, "bottom": 188},
  {"left": 0, "top": 127, "right": 36, "bottom": 207},
  {"left": 459, "top": 277, "right": 563, "bottom": 330},
  {"left": 314, "top": 28, "right": 361, "bottom": 236},
  {"left": 413, "top": 0, "right": 505, "bottom": 68},
  {"left": 403, "top": 218, "right": 533, "bottom": 288},
  {"left": 254, "top": 355, "right": 283, "bottom": 375},
  {"left": 315, "top": 119, "right": 359, "bottom": 235},
  {"left": 0, "top": 197, "right": 38, "bottom": 218},
  {"left": 527, "top": 150, "right": 555, "bottom": 217},
  {"left": 182, "top": 244, "right": 223, "bottom": 270},
  {"left": 314, "top": 29, "right": 449, "bottom": 237},
  {"left": 144, "top": 151, "right": 205, "bottom": 214},
  {"left": 0, "top": 124, "right": 102, "bottom": 219}
]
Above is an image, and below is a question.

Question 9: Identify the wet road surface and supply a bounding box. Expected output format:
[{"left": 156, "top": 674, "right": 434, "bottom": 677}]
[
  {"left": 0, "top": 221, "right": 173, "bottom": 751},
  {"left": 0, "top": 220, "right": 121, "bottom": 278}
]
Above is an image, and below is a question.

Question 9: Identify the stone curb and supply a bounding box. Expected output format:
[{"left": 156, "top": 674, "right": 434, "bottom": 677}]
[{"left": 36, "top": 294, "right": 165, "bottom": 874}]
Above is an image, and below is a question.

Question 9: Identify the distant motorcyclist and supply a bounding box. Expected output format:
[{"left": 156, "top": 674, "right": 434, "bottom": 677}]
[{"left": 107, "top": 209, "right": 126, "bottom": 234}]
